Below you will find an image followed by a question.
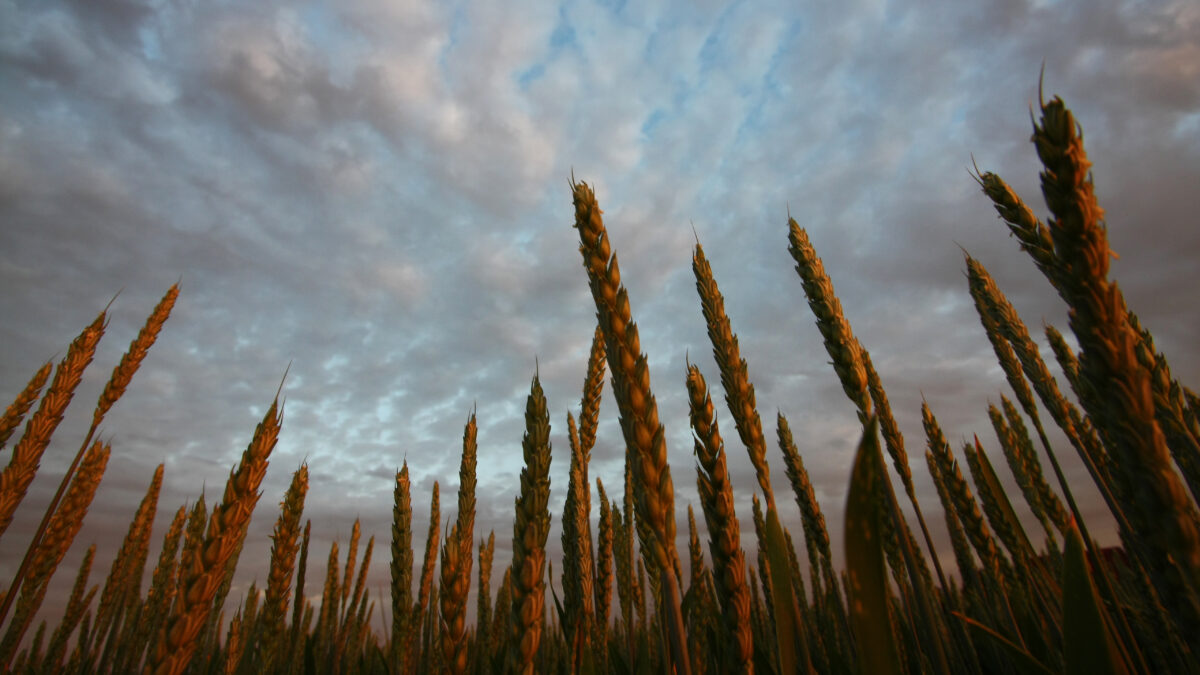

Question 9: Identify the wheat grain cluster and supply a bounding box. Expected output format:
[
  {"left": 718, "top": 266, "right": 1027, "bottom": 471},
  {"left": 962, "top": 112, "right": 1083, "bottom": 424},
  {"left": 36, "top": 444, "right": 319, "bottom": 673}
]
[{"left": 0, "top": 91, "right": 1196, "bottom": 675}]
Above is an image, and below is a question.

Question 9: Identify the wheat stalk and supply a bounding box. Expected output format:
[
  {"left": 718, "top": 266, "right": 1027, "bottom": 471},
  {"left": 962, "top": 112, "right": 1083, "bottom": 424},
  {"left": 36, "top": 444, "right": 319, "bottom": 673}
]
[
  {"left": 255, "top": 463, "right": 308, "bottom": 672},
  {"left": 862, "top": 354, "right": 947, "bottom": 593},
  {"left": 593, "top": 479, "right": 614, "bottom": 648},
  {"left": 922, "top": 403, "right": 1010, "bottom": 588},
  {"left": 1035, "top": 94, "right": 1200, "bottom": 636},
  {"left": 987, "top": 403, "right": 1057, "bottom": 541},
  {"left": 120, "top": 503, "right": 187, "bottom": 672},
  {"left": 685, "top": 504, "right": 714, "bottom": 675},
  {"left": 287, "top": 519, "right": 311, "bottom": 675},
  {"left": 455, "top": 413, "right": 478, "bottom": 566},
  {"left": 786, "top": 222, "right": 870, "bottom": 421},
  {"left": 925, "top": 448, "right": 979, "bottom": 588},
  {"left": 43, "top": 542, "right": 97, "bottom": 671},
  {"left": 101, "top": 473, "right": 167, "bottom": 674},
  {"left": 315, "top": 539, "right": 340, "bottom": 668},
  {"left": 562, "top": 411, "right": 594, "bottom": 665},
  {"left": 571, "top": 177, "right": 690, "bottom": 675},
  {"left": 475, "top": 529, "right": 495, "bottom": 672},
  {"left": 93, "top": 284, "right": 179, "bottom": 428},
  {"left": 489, "top": 566, "right": 512, "bottom": 670},
  {"left": 776, "top": 413, "right": 838, "bottom": 599},
  {"left": 610, "top": 494, "right": 635, "bottom": 666},
  {"left": 962, "top": 438, "right": 1034, "bottom": 563},
  {"left": 340, "top": 519, "right": 361, "bottom": 629},
  {"left": 6, "top": 288, "right": 176, "bottom": 640},
  {"left": 439, "top": 522, "right": 470, "bottom": 675},
  {"left": 339, "top": 533, "right": 373, "bottom": 669},
  {"left": 92, "top": 463, "right": 164, "bottom": 669},
  {"left": 748, "top": 495, "right": 776, "bottom": 642},
  {"left": 1128, "top": 312, "right": 1200, "bottom": 503},
  {"left": 390, "top": 461, "right": 413, "bottom": 670},
  {"left": 441, "top": 414, "right": 477, "bottom": 675},
  {"left": 685, "top": 362, "right": 753, "bottom": 673},
  {"left": 169, "top": 494, "right": 208, "bottom": 628},
  {"left": 974, "top": 170, "right": 1062, "bottom": 295},
  {"left": 146, "top": 397, "right": 281, "bottom": 675},
  {"left": 0, "top": 310, "right": 105, "bottom": 541},
  {"left": 579, "top": 326, "right": 607, "bottom": 458},
  {"left": 507, "top": 372, "right": 553, "bottom": 675},
  {"left": 0, "top": 362, "right": 52, "bottom": 451},
  {"left": 415, "top": 481, "right": 440, "bottom": 669},
  {"left": 693, "top": 242, "right": 774, "bottom": 510},
  {"left": 0, "top": 439, "right": 110, "bottom": 668},
  {"left": 1000, "top": 397, "right": 1069, "bottom": 534}
]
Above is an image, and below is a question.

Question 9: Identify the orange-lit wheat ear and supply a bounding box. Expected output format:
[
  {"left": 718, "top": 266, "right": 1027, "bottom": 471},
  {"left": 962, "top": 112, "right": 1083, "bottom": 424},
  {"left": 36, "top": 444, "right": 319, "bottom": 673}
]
[{"left": 571, "top": 178, "right": 691, "bottom": 675}]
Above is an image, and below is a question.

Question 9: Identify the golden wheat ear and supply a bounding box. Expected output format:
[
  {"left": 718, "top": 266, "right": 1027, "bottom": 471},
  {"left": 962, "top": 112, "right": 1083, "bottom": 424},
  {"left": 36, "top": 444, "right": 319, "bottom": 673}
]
[
  {"left": 255, "top": 463, "right": 308, "bottom": 673},
  {"left": 0, "top": 310, "right": 105, "bottom": 543},
  {"left": 507, "top": 372, "right": 552, "bottom": 675},
  {"left": 389, "top": 462, "right": 413, "bottom": 671},
  {"left": 440, "top": 413, "right": 478, "bottom": 675},
  {"left": 0, "top": 440, "right": 110, "bottom": 670},
  {"left": 571, "top": 178, "right": 690, "bottom": 675},
  {"left": 692, "top": 242, "right": 774, "bottom": 511},
  {"left": 0, "top": 362, "right": 52, "bottom": 451},
  {"left": 147, "top": 396, "right": 282, "bottom": 675},
  {"left": 685, "top": 363, "right": 753, "bottom": 673}
]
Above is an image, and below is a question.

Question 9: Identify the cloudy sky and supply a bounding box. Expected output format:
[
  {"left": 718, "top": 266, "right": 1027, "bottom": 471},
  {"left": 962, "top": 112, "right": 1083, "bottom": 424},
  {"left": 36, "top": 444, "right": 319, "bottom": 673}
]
[{"left": 2, "top": 0, "right": 1198, "bottom": 633}]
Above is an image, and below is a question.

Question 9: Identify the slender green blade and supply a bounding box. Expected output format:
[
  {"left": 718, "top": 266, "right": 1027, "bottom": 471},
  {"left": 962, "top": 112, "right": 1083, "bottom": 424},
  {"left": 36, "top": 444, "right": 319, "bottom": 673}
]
[
  {"left": 765, "top": 504, "right": 811, "bottom": 674},
  {"left": 954, "top": 612, "right": 1055, "bottom": 675},
  {"left": 844, "top": 417, "right": 901, "bottom": 675},
  {"left": 1063, "top": 520, "right": 1128, "bottom": 675}
]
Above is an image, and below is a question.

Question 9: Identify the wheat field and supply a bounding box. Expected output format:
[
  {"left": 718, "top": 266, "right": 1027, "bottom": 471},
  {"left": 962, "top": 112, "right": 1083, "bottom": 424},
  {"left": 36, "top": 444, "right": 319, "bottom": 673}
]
[{"left": 0, "top": 92, "right": 1197, "bottom": 675}]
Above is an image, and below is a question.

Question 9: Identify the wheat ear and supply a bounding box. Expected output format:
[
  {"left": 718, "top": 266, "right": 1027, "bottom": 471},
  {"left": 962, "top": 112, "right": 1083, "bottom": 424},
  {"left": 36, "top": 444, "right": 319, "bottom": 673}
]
[
  {"left": 415, "top": 481, "right": 440, "bottom": 666},
  {"left": 776, "top": 413, "right": 836, "bottom": 597},
  {"left": 0, "top": 310, "right": 105, "bottom": 540},
  {"left": 93, "top": 284, "right": 179, "bottom": 428},
  {"left": 786, "top": 222, "right": 870, "bottom": 420},
  {"left": 340, "top": 519, "right": 361, "bottom": 628},
  {"left": 593, "top": 479, "right": 613, "bottom": 641},
  {"left": 339, "top": 534, "right": 373, "bottom": 669},
  {"left": 476, "top": 530, "right": 495, "bottom": 658},
  {"left": 562, "top": 411, "right": 595, "bottom": 666},
  {"left": 571, "top": 178, "right": 690, "bottom": 675},
  {"left": 974, "top": 170, "right": 1062, "bottom": 294},
  {"left": 92, "top": 463, "right": 164, "bottom": 662},
  {"left": 685, "top": 362, "right": 753, "bottom": 673},
  {"left": 693, "top": 242, "right": 774, "bottom": 510},
  {"left": 287, "top": 519, "right": 311, "bottom": 675},
  {"left": 390, "top": 461, "right": 413, "bottom": 670},
  {"left": 0, "top": 440, "right": 109, "bottom": 668},
  {"left": 0, "top": 362, "right": 52, "bottom": 451},
  {"left": 455, "top": 413, "right": 478, "bottom": 564},
  {"left": 9, "top": 288, "right": 174, "bottom": 633},
  {"left": 315, "top": 540, "right": 340, "bottom": 667},
  {"left": 685, "top": 504, "right": 716, "bottom": 675},
  {"left": 42, "top": 543, "right": 97, "bottom": 671},
  {"left": 1128, "top": 312, "right": 1200, "bottom": 504},
  {"left": 256, "top": 463, "right": 308, "bottom": 671},
  {"left": 1034, "top": 94, "right": 1200, "bottom": 631},
  {"left": 441, "top": 414, "right": 478, "bottom": 675},
  {"left": 146, "top": 397, "right": 281, "bottom": 675},
  {"left": 507, "top": 372, "right": 552, "bottom": 675},
  {"left": 922, "top": 403, "right": 1009, "bottom": 586},
  {"left": 122, "top": 503, "right": 187, "bottom": 672}
]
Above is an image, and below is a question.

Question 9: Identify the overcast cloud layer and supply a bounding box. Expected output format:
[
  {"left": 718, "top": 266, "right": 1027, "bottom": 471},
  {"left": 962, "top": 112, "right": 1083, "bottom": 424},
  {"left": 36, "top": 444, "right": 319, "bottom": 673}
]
[{"left": 2, "top": 0, "right": 1198, "bottom": 632}]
